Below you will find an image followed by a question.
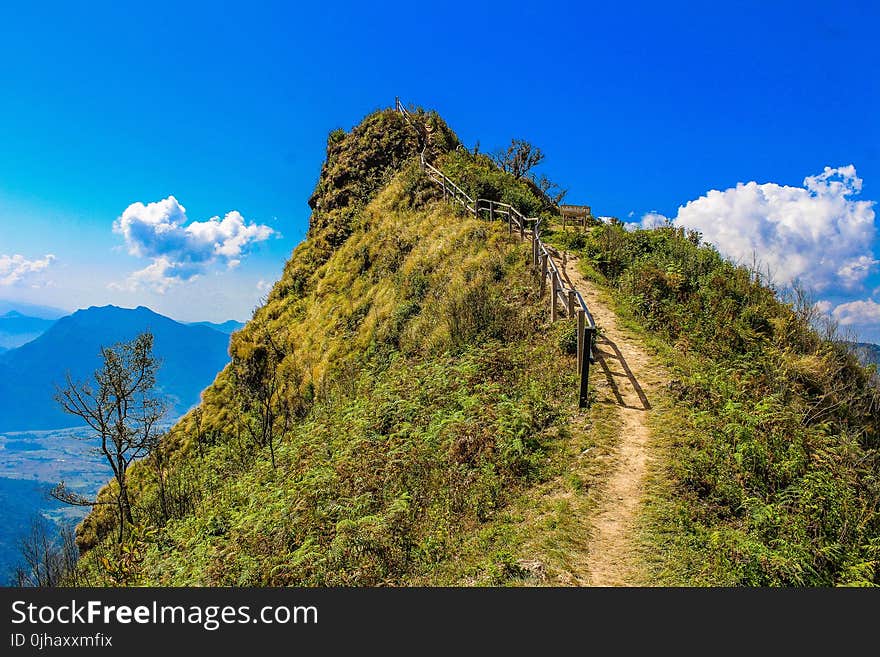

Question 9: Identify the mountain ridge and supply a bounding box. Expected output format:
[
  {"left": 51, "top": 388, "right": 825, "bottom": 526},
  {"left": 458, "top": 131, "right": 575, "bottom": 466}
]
[
  {"left": 0, "top": 300, "right": 66, "bottom": 320},
  {"left": 0, "top": 305, "right": 232, "bottom": 431},
  {"left": 188, "top": 319, "right": 245, "bottom": 334},
  {"left": 848, "top": 341, "right": 880, "bottom": 367},
  {"left": 0, "top": 311, "right": 56, "bottom": 350}
]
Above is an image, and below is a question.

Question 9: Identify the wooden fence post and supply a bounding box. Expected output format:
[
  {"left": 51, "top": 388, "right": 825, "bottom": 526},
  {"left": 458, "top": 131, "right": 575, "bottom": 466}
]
[
  {"left": 578, "top": 327, "right": 595, "bottom": 408},
  {"left": 541, "top": 254, "right": 548, "bottom": 295},
  {"left": 550, "top": 273, "right": 558, "bottom": 322},
  {"left": 529, "top": 227, "right": 534, "bottom": 264},
  {"left": 577, "top": 310, "right": 585, "bottom": 374},
  {"left": 530, "top": 226, "right": 537, "bottom": 267},
  {"left": 567, "top": 289, "right": 576, "bottom": 317},
  {"left": 534, "top": 221, "right": 541, "bottom": 267},
  {"left": 519, "top": 217, "right": 524, "bottom": 240},
  {"left": 489, "top": 201, "right": 494, "bottom": 222}
]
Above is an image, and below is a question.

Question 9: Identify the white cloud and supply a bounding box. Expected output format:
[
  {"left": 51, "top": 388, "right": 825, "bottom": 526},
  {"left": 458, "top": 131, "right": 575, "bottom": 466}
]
[
  {"left": 650, "top": 165, "right": 877, "bottom": 291},
  {"left": 832, "top": 299, "right": 880, "bottom": 327},
  {"left": 256, "top": 279, "right": 273, "bottom": 293},
  {"left": 814, "top": 300, "right": 834, "bottom": 315},
  {"left": 112, "top": 196, "right": 275, "bottom": 293},
  {"left": 110, "top": 257, "right": 178, "bottom": 294},
  {"left": 0, "top": 253, "right": 55, "bottom": 286},
  {"left": 640, "top": 212, "right": 670, "bottom": 229}
]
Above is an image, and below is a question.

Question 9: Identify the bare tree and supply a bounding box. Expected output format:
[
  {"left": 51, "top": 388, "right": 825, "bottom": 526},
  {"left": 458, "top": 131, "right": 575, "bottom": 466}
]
[
  {"left": 147, "top": 429, "right": 172, "bottom": 524},
  {"left": 492, "top": 139, "right": 545, "bottom": 180},
  {"left": 536, "top": 173, "right": 567, "bottom": 205},
  {"left": 232, "top": 328, "right": 297, "bottom": 469},
  {"left": 52, "top": 332, "right": 166, "bottom": 542},
  {"left": 13, "top": 516, "right": 79, "bottom": 587}
]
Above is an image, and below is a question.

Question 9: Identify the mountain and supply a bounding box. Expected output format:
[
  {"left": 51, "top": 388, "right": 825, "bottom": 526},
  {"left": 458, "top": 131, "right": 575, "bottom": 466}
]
[
  {"left": 849, "top": 342, "right": 880, "bottom": 367},
  {"left": 188, "top": 319, "right": 245, "bottom": 334},
  {"left": 0, "top": 310, "right": 56, "bottom": 349},
  {"left": 0, "top": 305, "right": 231, "bottom": 431},
  {"left": 0, "top": 300, "right": 66, "bottom": 320}
]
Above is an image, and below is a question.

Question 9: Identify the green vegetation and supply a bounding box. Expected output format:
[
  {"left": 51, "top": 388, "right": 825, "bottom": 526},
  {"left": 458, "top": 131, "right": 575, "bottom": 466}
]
[
  {"left": 53, "top": 105, "right": 880, "bottom": 588},
  {"left": 439, "top": 150, "right": 554, "bottom": 218},
  {"left": 544, "top": 221, "right": 880, "bottom": 585},
  {"left": 66, "top": 108, "right": 600, "bottom": 586}
]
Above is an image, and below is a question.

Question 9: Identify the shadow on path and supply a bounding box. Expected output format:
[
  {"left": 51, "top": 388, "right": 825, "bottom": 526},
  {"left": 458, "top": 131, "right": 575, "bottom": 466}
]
[
  {"left": 594, "top": 336, "right": 651, "bottom": 411},
  {"left": 552, "top": 248, "right": 651, "bottom": 411}
]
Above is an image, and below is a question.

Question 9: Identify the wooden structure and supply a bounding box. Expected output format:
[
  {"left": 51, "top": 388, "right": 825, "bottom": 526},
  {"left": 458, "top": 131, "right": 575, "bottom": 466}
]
[
  {"left": 400, "top": 99, "right": 597, "bottom": 407},
  {"left": 560, "top": 204, "right": 592, "bottom": 229}
]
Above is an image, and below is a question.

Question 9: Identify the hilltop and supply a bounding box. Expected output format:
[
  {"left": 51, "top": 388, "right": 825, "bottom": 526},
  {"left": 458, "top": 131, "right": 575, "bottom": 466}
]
[
  {"left": 71, "top": 107, "right": 591, "bottom": 585},
  {"left": 63, "top": 104, "right": 880, "bottom": 587}
]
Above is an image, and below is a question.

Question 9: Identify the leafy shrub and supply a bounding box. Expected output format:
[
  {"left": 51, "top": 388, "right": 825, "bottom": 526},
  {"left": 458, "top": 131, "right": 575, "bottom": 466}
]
[
  {"left": 438, "top": 150, "right": 544, "bottom": 218},
  {"left": 552, "top": 229, "right": 588, "bottom": 251}
]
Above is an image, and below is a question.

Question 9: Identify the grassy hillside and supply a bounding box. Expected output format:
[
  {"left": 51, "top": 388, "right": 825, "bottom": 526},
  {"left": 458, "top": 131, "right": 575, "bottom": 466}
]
[
  {"left": 68, "top": 107, "right": 601, "bottom": 586},
  {"left": 545, "top": 221, "right": 880, "bottom": 585}
]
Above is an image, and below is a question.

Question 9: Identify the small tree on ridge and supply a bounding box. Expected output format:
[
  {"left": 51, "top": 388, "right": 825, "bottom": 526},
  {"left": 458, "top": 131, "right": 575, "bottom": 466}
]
[{"left": 52, "top": 332, "right": 166, "bottom": 542}]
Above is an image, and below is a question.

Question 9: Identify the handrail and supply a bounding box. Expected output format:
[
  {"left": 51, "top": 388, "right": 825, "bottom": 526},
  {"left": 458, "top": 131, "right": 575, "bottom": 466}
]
[
  {"left": 537, "top": 241, "right": 595, "bottom": 329},
  {"left": 575, "top": 291, "right": 597, "bottom": 329},
  {"left": 395, "top": 96, "right": 411, "bottom": 120},
  {"left": 422, "top": 158, "right": 474, "bottom": 205},
  {"left": 396, "top": 97, "right": 598, "bottom": 407}
]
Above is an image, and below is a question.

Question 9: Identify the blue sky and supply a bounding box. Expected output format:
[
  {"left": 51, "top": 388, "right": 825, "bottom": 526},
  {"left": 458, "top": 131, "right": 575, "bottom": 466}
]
[{"left": 0, "top": 1, "right": 877, "bottom": 340}]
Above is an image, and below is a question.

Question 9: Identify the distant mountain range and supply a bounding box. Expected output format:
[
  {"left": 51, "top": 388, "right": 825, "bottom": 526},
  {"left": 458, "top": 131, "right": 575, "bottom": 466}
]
[
  {"left": 0, "top": 300, "right": 245, "bottom": 343},
  {"left": 0, "top": 300, "right": 66, "bottom": 320},
  {"left": 0, "top": 310, "right": 57, "bottom": 350},
  {"left": 189, "top": 319, "right": 245, "bottom": 334},
  {"left": 850, "top": 342, "right": 880, "bottom": 367},
  {"left": 0, "top": 305, "right": 232, "bottom": 431}
]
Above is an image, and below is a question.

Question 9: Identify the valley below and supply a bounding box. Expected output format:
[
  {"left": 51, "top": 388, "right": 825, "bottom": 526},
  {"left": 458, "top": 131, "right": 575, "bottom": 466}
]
[
  {"left": 0, "top": 422, "right": 180, "bottom": 584},
  {"left": 0, "top": 426, "right": 110, "bottom": 583}
]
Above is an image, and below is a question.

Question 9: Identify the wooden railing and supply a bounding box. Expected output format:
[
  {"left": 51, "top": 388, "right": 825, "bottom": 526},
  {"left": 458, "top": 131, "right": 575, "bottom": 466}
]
[
  {"left": 423, "top": 157, "right": 475, "bottom": 212},
  {"left": 397, "top": 99, "right": 597, "bottom": 407},
  {"left": 394, "top": 96, "right": 411, "bottom": 121}
]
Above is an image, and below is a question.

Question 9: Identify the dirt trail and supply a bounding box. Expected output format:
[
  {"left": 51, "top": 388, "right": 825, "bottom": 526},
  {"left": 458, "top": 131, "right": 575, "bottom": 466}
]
[{"left": 554, "top": 250, "right": 664, "bottom": 586}]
